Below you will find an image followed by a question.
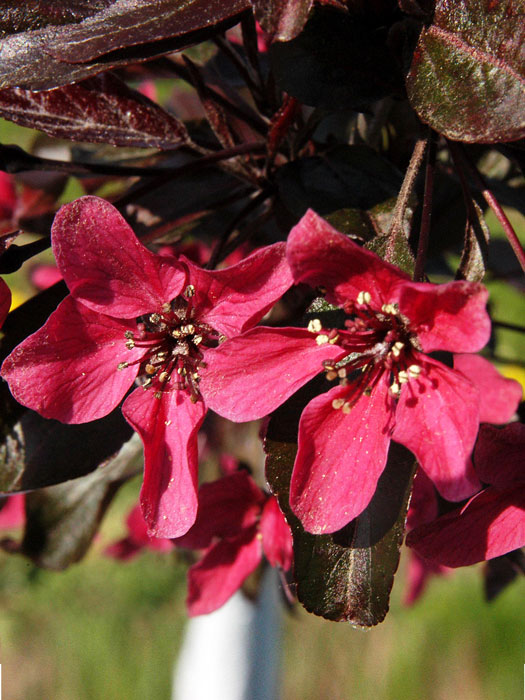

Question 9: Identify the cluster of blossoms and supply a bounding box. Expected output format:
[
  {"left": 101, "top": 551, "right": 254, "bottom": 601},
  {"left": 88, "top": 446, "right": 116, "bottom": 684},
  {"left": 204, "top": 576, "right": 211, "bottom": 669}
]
[
  {"left": 106, "top": 461, "right": 293, "bottom": 616},
  {"left": 1, "top": 197, "right": 522, "bottom": 611}
]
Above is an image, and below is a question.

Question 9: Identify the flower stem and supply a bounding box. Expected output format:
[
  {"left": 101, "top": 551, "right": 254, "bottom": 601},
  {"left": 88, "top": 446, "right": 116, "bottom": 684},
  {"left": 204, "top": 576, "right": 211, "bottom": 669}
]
[
  {"left": 414, "top": 130, "right": 437, "bottom": 281},
  {"left": 448, "top": 141, "right": 525, "bottom": 275}
]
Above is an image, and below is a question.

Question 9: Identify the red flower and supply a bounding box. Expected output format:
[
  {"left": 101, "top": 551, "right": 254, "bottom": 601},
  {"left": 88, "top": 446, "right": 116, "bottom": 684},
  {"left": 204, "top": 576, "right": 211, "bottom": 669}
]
[
  {"left": 406, "top": 422, "right": 525, "bottom": 567},
  {"left": 105, "top": 503, "right": 174, "bottom": 561},
  {"left": 174, "top": 471, "right": 293, "bottom": 616},
  {"left": 201, "top": 210, "right": 505, "bottom": 534},
  {"left": 1, "top": 196, "right": 292, "bottom": 538}
]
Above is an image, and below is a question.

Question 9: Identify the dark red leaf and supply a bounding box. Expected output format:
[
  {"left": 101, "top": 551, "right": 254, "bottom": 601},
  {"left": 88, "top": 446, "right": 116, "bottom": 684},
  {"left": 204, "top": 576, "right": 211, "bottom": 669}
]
[
  {"left": 0, "top": 0, "right": 112, "bottom": 35},
  {"left": 21, "top": 433, "right": 142, "bottom": 570},
  {"left": 0, "top": 73, "right": 190, "bottom": 149},
  {"left": 251, "top": 0, "right": 315, "bottom": 41},
  {"left": 406, "top": 0, "right": 525, "bottom": 143}
]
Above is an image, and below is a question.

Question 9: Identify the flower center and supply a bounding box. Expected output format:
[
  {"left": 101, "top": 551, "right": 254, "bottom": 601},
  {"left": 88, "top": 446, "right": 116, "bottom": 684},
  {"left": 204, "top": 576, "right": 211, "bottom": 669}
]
[
  {"left": 118, "top": 285, "right": 219, "bottom": 401},
  {"left": 309, "top": 290, "right": 422, "bottom": 413}
]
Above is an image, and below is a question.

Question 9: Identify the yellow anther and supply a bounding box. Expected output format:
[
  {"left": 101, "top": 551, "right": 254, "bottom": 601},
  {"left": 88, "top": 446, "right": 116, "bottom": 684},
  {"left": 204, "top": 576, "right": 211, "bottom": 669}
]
[
  {"left": 193, "top": 335, "right": 203, "bottom": 345},
  {"left": 307, "top": 318, "right": 322, "bottom": 333},
  {"left": 342, "top": 402, "right": 352, "bottom": 414},
  {"left": 125, "top": 339, "right": 135, "bottom": 349},
  {"left": 316, "top": 334, "right": 329, "bottom": 345},
  {"left": 332, "top": 398, "right": 345, "bottom": 410},
  {"left": 326, "top": 370, "right": 337, "bottom": 381},
  {"left": 390, "top": 382, "right": 400, "bottom": 395},
  {"left": 149, "top": 313, "right": 161, "bottom": 324},
  {"left": 337, "top": 368, "right": 347, "bottom": 378},
  {"left": 357, "top": 291, "right": 371, "bottom": 305},
  {"left": 162, "top": 303, "right": 171, "bottom": 313},
  {"left": 408, "top": 364, "right": 422, "bottom": 377},
  {"left": 159, "top": 372, "right": 169, "bottom": 383},
  {"left": 398, "top": 370, "right": 409, "bottom": 383},
  {"left": 117, "top": 362, "right": 129, "bottom": 370},
  {"left": 328, "top": 334, "right": 340, "bottom": 344},
  {"left": 124, "top": 330, "right": 134, "bottom": 339},
  {"left": 184, "top": 285, "right": 196, "bottom": 297}
]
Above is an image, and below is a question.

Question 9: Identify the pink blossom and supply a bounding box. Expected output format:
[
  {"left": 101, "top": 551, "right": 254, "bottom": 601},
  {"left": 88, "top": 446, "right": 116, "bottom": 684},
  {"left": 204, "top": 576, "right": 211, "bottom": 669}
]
[
  {"left": 407, "top": 422, "right": 525, "bottom": 567},
  {"left": 0, "top": 494, "right": 25, "bottom": 530},
  {"left": 201, "top": 210, "right": 501, "bottom": 534},
  {"left": 174, "top": 471, "right": 293, "bottom": 616},
  {"left": 1, "top": 196, "right": 292, "bottom": 538},
  {"left": 105, "top": 503, "right": 174, "bottom": 561}
]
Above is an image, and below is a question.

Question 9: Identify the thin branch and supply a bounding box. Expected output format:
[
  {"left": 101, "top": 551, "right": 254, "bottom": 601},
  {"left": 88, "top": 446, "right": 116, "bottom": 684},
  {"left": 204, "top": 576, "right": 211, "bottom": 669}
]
[
  {"left": 206, "top": 188, "right": 271, "bottom": 269},
  {"left": 385, "top": 137, "right": 427, "bottom": 264},
  {"left": 448, "top": 140, "right": 525, "bottom": 275},
  {"left": 414, "top": 130, "right": 436, "bottom": 281},
  {"left": 492, "top": 319, "right": 525, "bottom": 334}
]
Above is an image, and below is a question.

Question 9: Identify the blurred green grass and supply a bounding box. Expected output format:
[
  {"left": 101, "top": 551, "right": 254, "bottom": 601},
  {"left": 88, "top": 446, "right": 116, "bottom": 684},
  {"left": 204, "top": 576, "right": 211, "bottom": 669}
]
[{"left": 0, "top": 485, "right": 523, "bottom": 700}]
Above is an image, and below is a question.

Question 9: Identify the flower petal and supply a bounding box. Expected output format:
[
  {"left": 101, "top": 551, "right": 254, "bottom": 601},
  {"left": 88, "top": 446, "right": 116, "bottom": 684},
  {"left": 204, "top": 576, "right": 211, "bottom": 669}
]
[
  {"left": 290, "top": 375, "right": 395, "bottom": 534},
  {"left": 403, "top": 550, "right": 449, "bottom": 606},
  {"left": 1, "top": 295, "right": 140, "bottom": 422},
  {"left": 182, "top": 242, "right": 293, "bottom": 337},
  {"left": 474, "top": 423, "right": 525, "bottom": 488},
  {"left": 286, "top": 210, "right": 409, "bottom": 307},
  {"left": 0, "top": 277, "right": 11, "bottom": 327},
  {"left": 174, "top": 472, "right": 264, "bottom": 550},
  {"left": 0, "top": 494, "right": 25, "bottom": 530},
  {"left": 406, "top": 485, "right": 525, "bottom": 567},
  {"left": 454, "top": 354, "right": 522, "bottom": 424},
  {"left": 52, "top": 196, "right": 186, "bottom": 318},
  {"left": 393, "top": 358, "right": 481, "bottom": 502},
  {"left": 200, "top": 326, "right": 345, "bottom": 422},
  {"left": 260, "top": 496, "right": 293, "bottom": 570},
  {"left": 122, "top": 387, "right": 205, "bottom": 538},
  {"left": 187, "top": 527, "right": 262, "bottom": 616},
  {"left": 397, "top": 281, "right": 490, "bottom": 353}
]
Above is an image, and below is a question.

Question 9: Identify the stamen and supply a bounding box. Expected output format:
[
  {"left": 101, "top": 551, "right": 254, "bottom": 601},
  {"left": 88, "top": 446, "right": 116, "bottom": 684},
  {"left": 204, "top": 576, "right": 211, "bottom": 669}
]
[
  {"left": 332, "top": 398, "right": 345, "bottom": 409},
  {"left": 124, "top": 331, "right": 134, "bottom": 339},
  {"left": 357, "top": 291, "right": 371, "bottom": 305},
  {"left": 308, "top": 318, "right": 322, "bottom": 333},
  {"left": 159, "top": 372, "right": 169, "bottom": 383},
  {"left": 316, "top": 334, "right": 329, "bottom": 345},
  {"left": 398, "top": 370, "right": 409, "bottom": 383},
  {"left": 342, "top": 402, "right": 352, "bottom": 414},
  {"left": 117, "top": 362, "right": 129, "bottom": 370},
  {"left": 408, "top": 364, "right": 421, "bottom": 377},
  {"left": 145, "top": 364, "right": 156, "bottom": 375},
  {"left": 326, "top": 370, "right": 337, "bottom": 381},
  {"left": 184, "top": 285, "right": 196, "bottom": 298}
]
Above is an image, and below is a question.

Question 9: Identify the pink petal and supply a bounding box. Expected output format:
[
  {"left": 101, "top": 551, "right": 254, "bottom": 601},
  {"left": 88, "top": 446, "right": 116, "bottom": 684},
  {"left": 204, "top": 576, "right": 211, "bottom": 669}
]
[
  {"left": 0, "top": 494, "right": 25, "bottom": 529},
  {"left": 52, "top": 196, "right": 186, "bottom": 318},
  {"left": 123, "top": 387, "right": 205, "bottom": 538},
  {"left": 397, "top": 281, "right": 490, "bottom": 354},
  {"left": 174, "top": 472, "right": 264, "bottom": 550},
  {"left": 290, "top": 375, "right": 395, "bottom": 534},
  {"left": 286, "top": 210, "right": 409, "bottom": 307},
  {"left": 1, "top": 295, "right": 140, "bottom": 423},
  {"left": 474, "top": 423, "right": 525, "bottom": 488},
  {"left": 393, "top": 358, "right": 481, "bottom": 502},
  {"left": 454, "top": 354, "right": 522, "bottom": 424},
  {"left": 260, "top": 496, "right": 293, "bottom": 570},
  {"left": 125, "top": 503, "right": 174, "bottom": 552},
  {"left": 182, "top": 242, "right": 293, "bottom": 337},
  {"left": 200, "top": 326, "right": 345, "bottom": 422},
  {"left": 0, "top": 172, "right": 16, "bottom": 220},
  {"left": 30, "top": 263, "right": 63, "bottom": 290},
  {"left": 0, "top": 277, "right": 11, "bottom": 327},
  {"left": 403, "top": 550, "right": 449, "bottom": 606},
  {"left": 187, "top": 527, "right": 262, "bottom": 616},
  {"left": 406, "top": 485, "right": 525, "bottom": 567}
]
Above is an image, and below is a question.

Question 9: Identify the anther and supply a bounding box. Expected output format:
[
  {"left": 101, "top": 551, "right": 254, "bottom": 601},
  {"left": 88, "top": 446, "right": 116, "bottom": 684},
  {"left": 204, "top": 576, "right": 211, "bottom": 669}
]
[
  {"left": 117, "top": 362, "right": 129, "bottom": 370},
  {"left": 184, "top": 285, "right": 196, "bottom": 298},
  {"left": 193, "top": 335, "right": 203, "bottom": 345},
  {"left": 398, "top": 370, "right": 409, "bottom": 383},
  {"left": 159, "top": 372, "right": 169, "bottom": 383},
  {"left": 390, "top": 382, "right": 400, "bottom": 395},
  {"left": 307, "top": 319, "right": 322, "bottom": 333},
  {"left": 149, "top": 313, "right": 161, "bottom": 324},
  {"left": 342, "top": 402, "right": 352, "bottom": 414},
  {"left": 391, "top": 341, "right": 404, "bottom": 357},
  {"left": 125, "top": 339, "right": 135, "bottom": 349},
  {"left": 145, "top": 364, "right": 156, "bottom": 375},
  {"left": 357, "top": 291, "right": 371, "bottom": 305},
  {"left": 332, "top": 398, "right": 345, "bottom": 409},
  {"left": 162, "top": 303, "right": 171, "bottom": 313},
  {"left": 337, "top": 368, "right": 347, "bottom": 378},
  {"left": 408, "top": 364, "right": 421, "bottom": 377},
  {"left": 124, "top": 331, "right": 134, "bottom": 339},
  {"left": 316, "top": 334, "right": 329, "bottom": 345},
  {"left": 326, "top": 370, "right": 337, "bottom": 381}
]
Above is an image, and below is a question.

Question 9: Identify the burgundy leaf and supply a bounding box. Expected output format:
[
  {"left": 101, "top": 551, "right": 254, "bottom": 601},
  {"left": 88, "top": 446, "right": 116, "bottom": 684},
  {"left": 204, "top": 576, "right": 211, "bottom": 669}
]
[
  {"left": 251, "top": 0, "right": 315, "bottom": 41},
  {"left": 0, "top": 73, "right": 190, "bottom": 149},
  {"left": 43, "top": 0, "right": 250, "bottom": 64},
  {"left": 406, "top": 0, "right": 525, "bottom": 143},
  {"left": 0, "top": 0, "right": 112, "bottom": 35},
  {"left": 0, "top": 0, "right": 249, "bottom": 90}
]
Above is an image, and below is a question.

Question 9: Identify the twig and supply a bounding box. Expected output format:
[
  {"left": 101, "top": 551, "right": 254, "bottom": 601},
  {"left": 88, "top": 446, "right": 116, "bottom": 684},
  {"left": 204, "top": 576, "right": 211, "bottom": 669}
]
[
  {"left": 414, "top": 130, "right": 436, "bottom": 281},
  {"left": 448, "top": 140, "right": 525, "bottom": 275}
]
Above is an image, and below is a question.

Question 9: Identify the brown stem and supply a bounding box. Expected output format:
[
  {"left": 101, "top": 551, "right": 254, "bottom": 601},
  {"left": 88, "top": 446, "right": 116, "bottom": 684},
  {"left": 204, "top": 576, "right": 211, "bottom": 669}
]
[
  {"left": 414, "top": 131, "right": 436, "bottom": 281},
  {"left": 448, "top": 141, "right": 525, "bottom": 275},
  {"left": 385, "top": 137, "right": 427, "bottom": 264}
]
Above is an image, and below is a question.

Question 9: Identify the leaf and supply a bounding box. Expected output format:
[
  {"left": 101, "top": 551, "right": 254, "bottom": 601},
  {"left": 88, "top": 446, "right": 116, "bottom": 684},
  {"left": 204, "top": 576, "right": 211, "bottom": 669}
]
[
  {"left": 406, "top": 0, "right": 525, "bottom": 143},
  {"left": 457, "top": 199, "right": 490, "bottom": 281},
  {"left": 270, "top": 5, "right": 403, "bottom": 110},
  {"left": 0, "top": 0, "right": 112, "bottom": 35},
  {"left": 20, "top": 433, "right": 143, "bottom": 569},
  {"left": 251, "top": 0, "right": 314, "bottom": 41},
  {"left": 265, "top": 378, "right": 416, "bottom": 625},
  {"left": 0, "top": 0, "right": 250, "bottom": 90},
  {"left": 0, "top": 73, "right": 190, "bottom": 149},
  {"left": 276, "top": 145, "right": 403, "bottom": 219}
]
